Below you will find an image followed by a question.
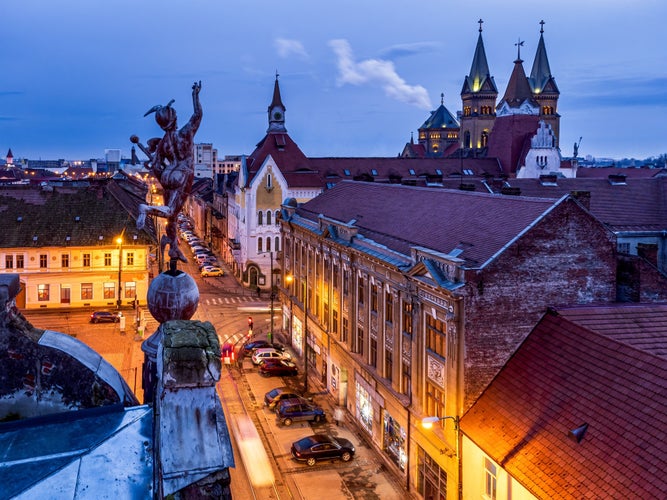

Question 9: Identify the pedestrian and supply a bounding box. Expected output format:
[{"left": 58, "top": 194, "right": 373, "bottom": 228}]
[
  {"left": 334, "top": 406, "right": 344, "bottom": 426},
  {"left": 256, "top": 287, "right": 261, "bottom": 298}
]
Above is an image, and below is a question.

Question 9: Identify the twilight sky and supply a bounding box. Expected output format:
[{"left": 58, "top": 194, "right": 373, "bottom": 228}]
[{"left": 2, "top": 0, "right": 665, "bottom": 162}]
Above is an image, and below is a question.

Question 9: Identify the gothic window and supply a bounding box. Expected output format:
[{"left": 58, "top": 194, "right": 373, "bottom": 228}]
[
  {"left": 266, "top": 211, "right": 272, "bottom": 225},
  {"left": 481, "top": 130, "right": 489, "bottom": 148},
  {"left": 275, "top": 236, "right": 280, "bottom": 252},
  {"left": 258, "top": 238, "right": 263, "bottom": 253},
  {"left": 275, "top": 210, "right": 280, "bottom": 225},
  {"left": 258, "top": 211, "right": 263, "bottom": 225},
  {"left": 266, "top": 237, "right": 271, "bottom": 252},
  {"left": 463, "top": 106, "right": 472, "bottom": 117}
]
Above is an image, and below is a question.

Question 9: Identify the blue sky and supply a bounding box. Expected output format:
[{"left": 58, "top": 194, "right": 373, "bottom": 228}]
[{"left": 2, "top": 0, "right": 666, "bottom": 162}]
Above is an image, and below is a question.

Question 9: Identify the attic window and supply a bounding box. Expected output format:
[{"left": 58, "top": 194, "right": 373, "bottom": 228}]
[
  {"left": 75, "top": 216, "right": 81, "bottom": 222},
  {"left": 17, "top": 216, "right": 22, "bottom": 222},
  {"left": 66, "top": 236, "right": 71, "bottom": 241},
  {"left": 371, "top": 169, "right": 378, "bottom": 176},
  {"left": 98, "top": 235, "right": 104, "bottom": 241},
  {"left": 32, "top": 235, "right": 38, "bottom": 242},
  {"left": 344, "top": 169, "right": 351, "bottom": 176},
  {"left": 539, "top": 174, "right": 558, "bottom": 186},
  {"left": 409, "top": 169, "right": 416, "bottom": 175},
  {"left": 568, "top": 423, "right": 589, "bottom": 443},
  {"left": 435, "top": 169, "right": 442, "bottom": 175},
  {"left": 133, "top": 235, "right": 138, "bottom": 240},
  {"left": 463, "top": 169, "right": 474, "bottom": 175},
  {"left": 608, "top": 174, "right": 627, "bottom": 186}
]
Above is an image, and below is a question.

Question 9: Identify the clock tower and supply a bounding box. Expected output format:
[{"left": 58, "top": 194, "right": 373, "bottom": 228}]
[{"left": 267, "top": 72, "right": 287, "bottom": 133}]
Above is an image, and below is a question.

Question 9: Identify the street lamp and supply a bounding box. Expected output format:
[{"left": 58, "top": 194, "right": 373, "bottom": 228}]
[
  {"left": 421, "top": 415, "right": 459, "bottom": 430},
  {"left": 284, "top": 273, "right": 293, "bottom": 346},
  {"left": 116, "top": 236, "right": 123, "bottom": 309}
]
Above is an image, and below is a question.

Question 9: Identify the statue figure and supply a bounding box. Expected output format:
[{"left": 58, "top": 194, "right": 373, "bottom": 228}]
[{"left": 132, "top": 81, "right": 202, "bottom": 267}]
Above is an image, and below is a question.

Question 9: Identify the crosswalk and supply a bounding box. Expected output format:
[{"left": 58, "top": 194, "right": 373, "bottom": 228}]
[{"left": 201, "top": 296, "right": 263, "bottom": 307}]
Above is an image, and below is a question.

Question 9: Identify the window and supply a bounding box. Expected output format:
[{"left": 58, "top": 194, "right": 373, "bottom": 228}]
[
  {"left": 61, "top": 254, "right": 69, "bottom": 268},
  {"left": 401, "top": 359, "right": 411, "bottom": 396},
  {"left": 126, "top": 252, "right": 134, "bottom": 266},
  {"left": 81, "top": 283, "right": 93, "bottom": 300},
  {"left": 125, "top": 281, "right": 136, "bottom": 299},
  {"left": 344, "top": 169, "right": 351, "bottom": 176},
  {"left": 103, "top": 283, "right": 115, "bottom": 299},
  {"left": 385, "top": 349, "right": 393, "bottom": 381},
  {"left": 83, "top": 253, "right": 91, "bottom": 267},
  {"left": 5, "top": 255, "right": 13, "bottom": 269},
  {"left": 402, "top": 300, "right": 413, "bottom": 335},
  {"left": 258, "top": 238, "right": 263, "bottom": 253},
  {"left": 275, "top": 210, "right": 280, "bottom": 225},
  {"left": 371, "top": 285, "right": 378, "bottom": 312},
  {"left": 358, "top": 276, "right": 365, "bottom": 304},
  {"left": 266, "top": 237, "right": 271, "bottom": 252},
  {"left": 37, "top": 284, "right": 49, "bottom": 301},
  {"left": 332, "top": 264, "right": 340, "bottom": 290},
  {"left": 39, "top": 254, "right": 48, "bottom": 269},
  {"left": 481, "top": 130, "right": 489, "bottom": 148},
  {"left": 16, "top": 255, "right": 24, "bottom": 269},
  {"left": 464, "top": 131, "right": 471, "bottom": 149},
  {"left": 463, "top": 105, "right": 471, "bottom": 117},
  {"left": 417, "top": 446, "right": 447, "bottom": 500},
  {"left": 332, "top": 308, "right": 339, "bottom": 335},
  {"left": 266, "top": 211, "right": 272, "bottom": 225},
  {"left": 104, "top": 253, "right": 111, "bottom": 266},
  {"left": 342, "top": 317, "right": 349, "bottom": 343},
  {"left": 370, "top": 337, "right": 377, "bottom": 367},
  {"left": 258, "top": 211, "right": 263, "bottom": 225},
  {"left": 356, "top": 327, "right": 364, "bottom": 355},
  {"left": 425, "top": 381, "right": 445, "bottom": 427},
  {"left": 343, "top": 269, "right": 350, "bottom": 296},
  {"left": 275, "top": 236, "right": 280, "bottom": 252},
  {"left": 617, "top": 242, "right": 630, "bottom": 254},
  {"left": 426, "top": 315, "right": 447, "bottom": 358},
  {"left": 485, "top": 457, "right": 497, "bottom": 499},
  {"left": 266, "top": 173, "right": 272, "bottom": 189},
  {"left": 385, "top": 291, "right": 393, "bottom": 322},
  {"left": 371, "top": 169, "right": 378, "bottom": 176}
]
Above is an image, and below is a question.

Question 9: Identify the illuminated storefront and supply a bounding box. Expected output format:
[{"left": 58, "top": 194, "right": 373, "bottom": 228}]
[
  {"left": 355, "top": 380, "right": 373, "bottom": 434},
  {"left": 383, "top": 412, "right": 406, "bottom": 471}
]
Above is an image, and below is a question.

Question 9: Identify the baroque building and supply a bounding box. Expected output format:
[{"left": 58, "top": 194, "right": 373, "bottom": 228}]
[{"left": 278, "top": 181, "right": 667, "bottom": 500}]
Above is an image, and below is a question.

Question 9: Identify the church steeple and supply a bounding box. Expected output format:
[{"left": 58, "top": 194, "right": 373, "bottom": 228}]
[
  {"left": 460, "top": 19, "right": 498, "bottom": 152},
  {"left": 267, "top": 72, "right": 286, "bottom": 133},
  {"left": 528, "top": 20, "right": 560, "bottom": 146},
  {"left": 497, "top": 39, "right": 537, "bottom": 111}
]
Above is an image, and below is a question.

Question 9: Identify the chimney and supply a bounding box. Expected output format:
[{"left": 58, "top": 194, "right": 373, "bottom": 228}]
[
  {"left": 570, "top": 190, "right": 591, "bottom": 210},
  {"left": 637, "top": 243, "right": 658, "bottom": 267}
]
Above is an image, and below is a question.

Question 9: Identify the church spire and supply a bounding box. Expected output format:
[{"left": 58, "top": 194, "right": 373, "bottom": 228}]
[
  {"left": 529, "top": 20, "right": 558, "bottom": 94},
  {"left": 267, "top": 72, "right": 287, "bottom": 133},
  {"left": 463, "top": 19, "right": 497, "bottom": 94}
]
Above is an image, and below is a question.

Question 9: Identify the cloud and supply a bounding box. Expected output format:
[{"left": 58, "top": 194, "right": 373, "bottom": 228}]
[
  {"left": 329, "top": 39, "right": 431, "bottom": 110},
  {"left": 378, "top": 41, "right": 442, "bottom": 60},
  {"left": 275, "top": 38, "right": 308, "bottom": 59}
]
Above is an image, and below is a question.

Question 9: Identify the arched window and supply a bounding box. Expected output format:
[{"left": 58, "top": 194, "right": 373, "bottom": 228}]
[
  {"left": 275, "top": 210, "right": 280, "bottom": 225},
  {"left": 257, "top": 211, "right": 263, "bottom": 226},
  {"left": 266, "top": 174, "right": 272, "bottom": 189},
  {"left": 481, "top": 130, "right": 489, "bottom": 148},
  {"left": 266, "top": 210, "right": 272, "bottom": 225},
  {"left": 464, "top": 131, "right": 471, "bottom": 149},
  {"left": 266, "top": 237, "right": 271, "bottom": 252},
  {"left": 275, "top": 236, "right": 280, "bottom": 251},
  {"left": 257, "top": 238, "right": 263, "bottom": 253}
]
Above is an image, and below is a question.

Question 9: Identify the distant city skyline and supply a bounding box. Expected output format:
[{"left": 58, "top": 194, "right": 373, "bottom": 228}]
[{"left": 1, "top": 1, "right": 665, "bottom": 162}]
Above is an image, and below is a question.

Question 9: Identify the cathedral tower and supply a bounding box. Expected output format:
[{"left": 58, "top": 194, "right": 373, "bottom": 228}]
[
  {"left": 460, "top": 19, "right": 498, "bottom": 153},
  {"left": 528, "top": 21, "right": 560, "bottom": 147}
]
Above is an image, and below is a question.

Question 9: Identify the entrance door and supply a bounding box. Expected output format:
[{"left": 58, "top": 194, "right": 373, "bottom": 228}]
[{"left": 60, "top": 285, "right": 71, "bottom": 304}]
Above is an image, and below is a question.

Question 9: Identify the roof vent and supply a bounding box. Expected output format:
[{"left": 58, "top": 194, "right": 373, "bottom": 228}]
[
  {"left": 568, "top": 423, "right": 589, "bottom": 443},
  {"left": 608, "top": 174, "right": 627, "bottom": 186}
]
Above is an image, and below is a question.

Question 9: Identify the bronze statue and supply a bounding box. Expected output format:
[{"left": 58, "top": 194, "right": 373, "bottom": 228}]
[{"left": 132, "top": 81, "right": 202, "bottom": 267}]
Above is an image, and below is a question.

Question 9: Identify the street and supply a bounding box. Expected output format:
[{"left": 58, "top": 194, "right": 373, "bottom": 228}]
[{"left": 20, "top": 258, "right": 412, "bottom": 500}]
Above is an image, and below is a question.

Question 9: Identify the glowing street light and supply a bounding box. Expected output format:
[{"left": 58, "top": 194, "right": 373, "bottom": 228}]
[{"left": 421, "top": 415, "right": 459, "bottom": 430}]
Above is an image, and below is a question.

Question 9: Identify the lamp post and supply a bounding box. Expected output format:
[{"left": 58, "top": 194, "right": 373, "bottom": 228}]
[
  {"left": 284, "top": 273, "right": 293, "bottom": 346},
  {"left": 422, "top": 415, "right": 461, "bottom": 500},
  {"left": 116, "top": 236, "right": 123, "bottom": 309},
  {"left": 269, "top": 251, "right": 274, "bottom": 344},
  {"left": 303, "top": 273, "right": 309, "bottom": 394}
]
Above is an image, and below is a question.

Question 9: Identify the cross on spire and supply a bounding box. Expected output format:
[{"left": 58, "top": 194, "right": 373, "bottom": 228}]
[
  {"left": 478, "top": 19, "right": 484, "bottom": 32},
  {"left": 515, "top": 38, "right": 524, "bottom": 60},
  {"left": 441, "top": 92, "right": 444, "bottom": 105},
  {"left": 539, "top": 20, "right": 545, "bottom": 34}
]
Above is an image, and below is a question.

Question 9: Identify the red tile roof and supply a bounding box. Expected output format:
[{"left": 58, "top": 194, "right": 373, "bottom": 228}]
[
  {"left": 505, "top": 177, "right": 667, "bottom": 232},
  {"left": 557, "top": 303, "right": 667, "bottom": 358},
  {"left": 295, "top": 180, "right": 561, "bottom": 267},
  {"left": 460, "top": 308, "right": 667, "bottom": 499}
]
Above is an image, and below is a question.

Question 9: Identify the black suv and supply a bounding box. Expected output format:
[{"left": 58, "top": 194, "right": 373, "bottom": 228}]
[
  {"left": 275, "top": 398, "right": 325, "bottom": 426},
  {"left": 89, "top": 311, "right": 121, "bottom": 323}
]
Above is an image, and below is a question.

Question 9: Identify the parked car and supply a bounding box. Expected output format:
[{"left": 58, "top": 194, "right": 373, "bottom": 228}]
[
  {"left": 241, "top": 340, "right": 271, "bottom": 356},
  {"left": 264, "top": 387, "right": 304, "bottom": 410},
  {"left": 276, "top": 398, "right": 325, "bottom": 426},
  {"left": 252, "top": 348, "right": 291, "bottom": 365},
  {"left": 89, "top": 311, "right": 122, "bottom": 323},
  {"left": 259, "top": 359, "right": 299, "bottom": 377},
  {"left": 291, "top": 434, "right": 355, "bottom": 466},
  {"left": 201, "top": 266, "right": 224, "bottom": 277}
]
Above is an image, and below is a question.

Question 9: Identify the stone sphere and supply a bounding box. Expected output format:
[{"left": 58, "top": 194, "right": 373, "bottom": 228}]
[{"left": 147, "top": 270, "right": 199, "bottom": 323}]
